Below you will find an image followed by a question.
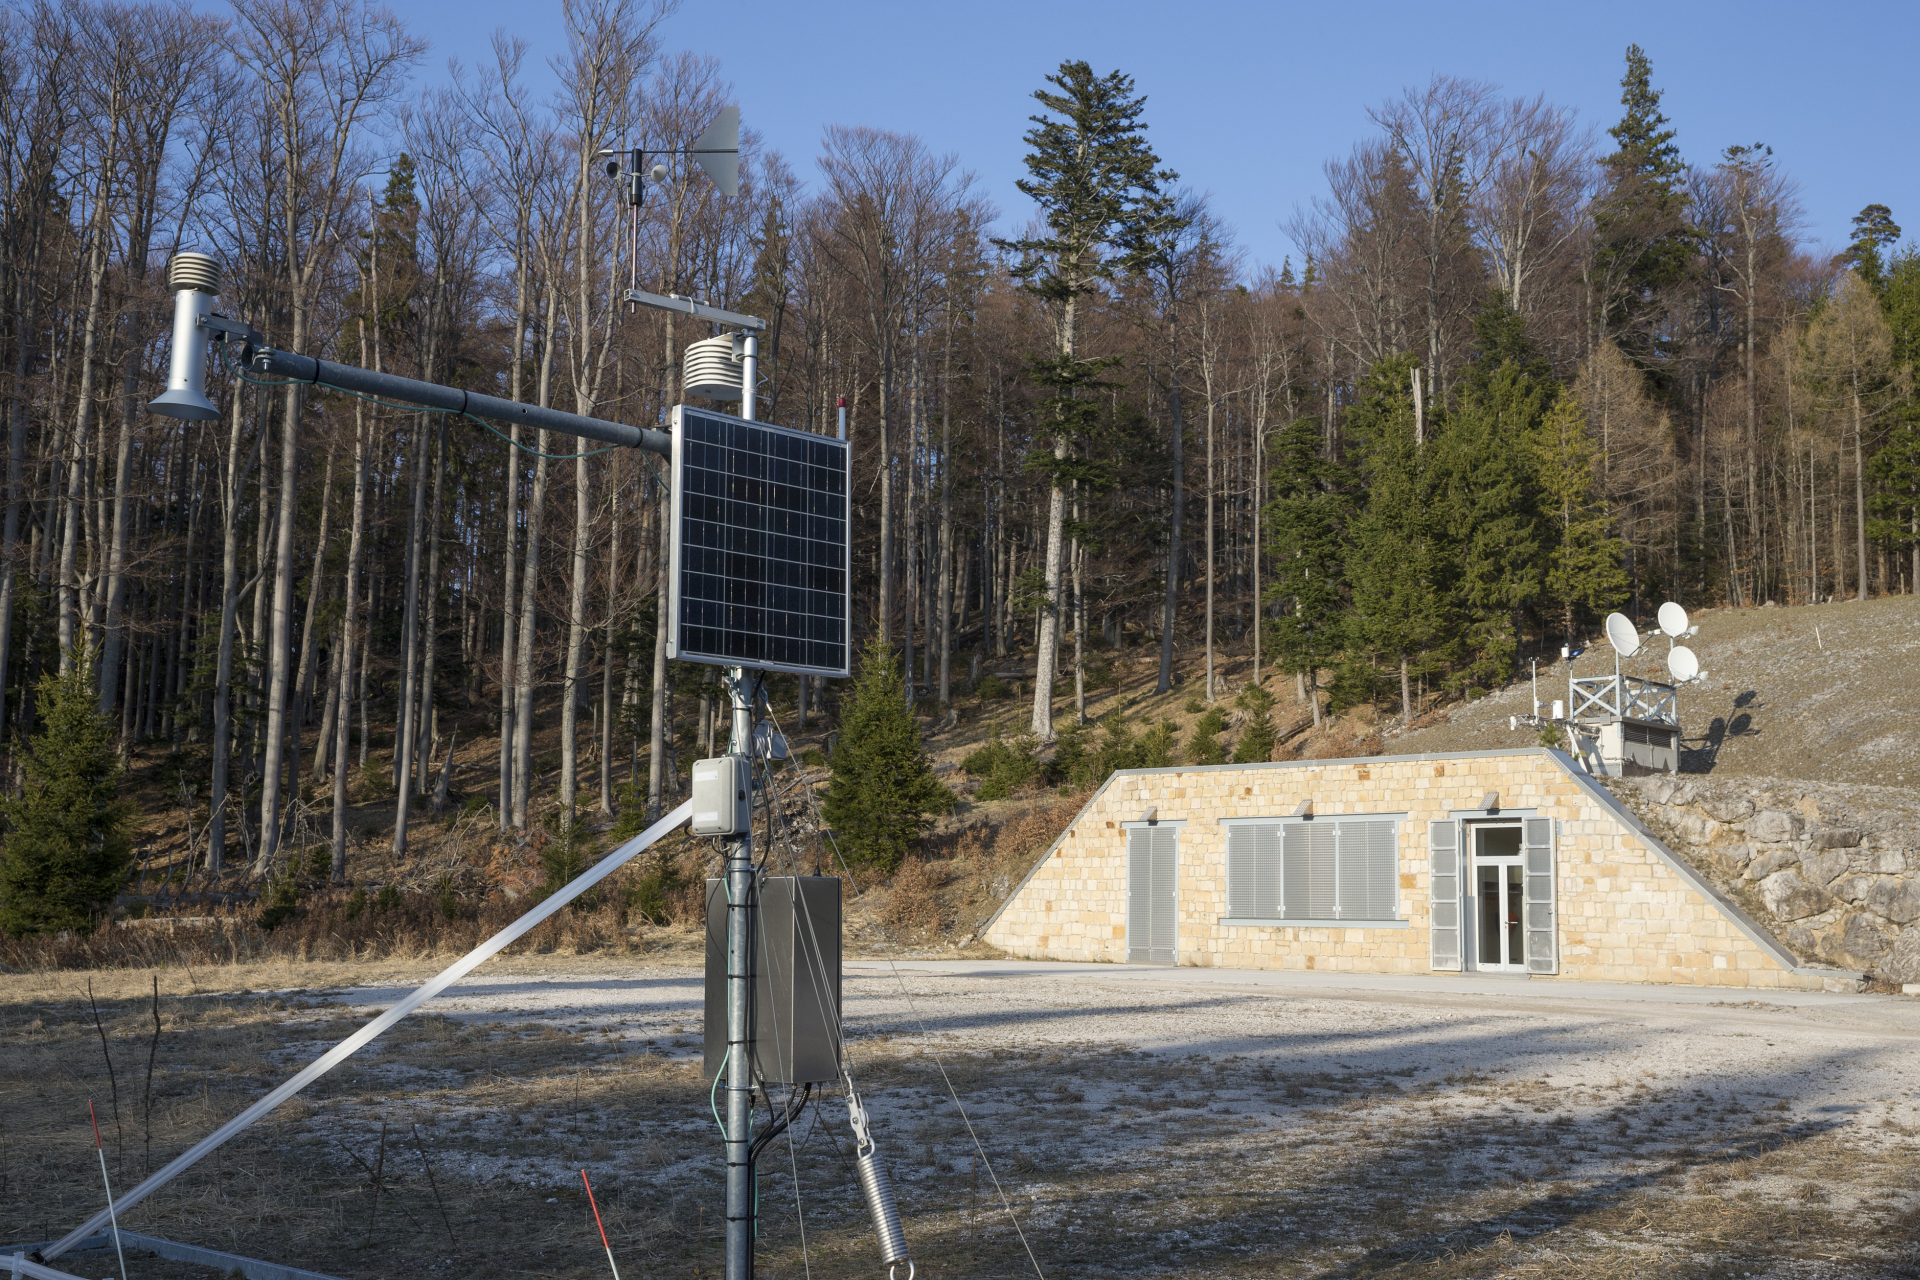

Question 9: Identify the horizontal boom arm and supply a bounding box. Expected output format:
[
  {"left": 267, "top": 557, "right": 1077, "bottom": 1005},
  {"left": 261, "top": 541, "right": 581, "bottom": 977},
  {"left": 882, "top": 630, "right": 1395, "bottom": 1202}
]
[{"left": 248, "top": 343, "right": 670, "bottom": 457}]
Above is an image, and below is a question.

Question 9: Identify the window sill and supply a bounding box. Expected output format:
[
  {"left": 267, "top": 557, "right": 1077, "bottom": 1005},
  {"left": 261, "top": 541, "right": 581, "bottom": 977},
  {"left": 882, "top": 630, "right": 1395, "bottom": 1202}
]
[{"left": 1217, "top": 917, "right": 1410, "bottom": 930}]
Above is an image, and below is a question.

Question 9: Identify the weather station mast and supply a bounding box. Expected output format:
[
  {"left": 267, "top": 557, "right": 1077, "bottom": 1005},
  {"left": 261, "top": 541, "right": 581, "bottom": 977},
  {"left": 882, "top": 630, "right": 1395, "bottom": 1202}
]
[{"left": 63, "top": 104, "right": 909, "bottom": 1280}]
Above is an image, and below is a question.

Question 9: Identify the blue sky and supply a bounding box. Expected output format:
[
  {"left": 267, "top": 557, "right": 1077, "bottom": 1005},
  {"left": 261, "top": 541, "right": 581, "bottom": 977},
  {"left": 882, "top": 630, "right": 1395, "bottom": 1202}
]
[{"left": 389, "top": 0, "right": 1917, "bottom": 272}]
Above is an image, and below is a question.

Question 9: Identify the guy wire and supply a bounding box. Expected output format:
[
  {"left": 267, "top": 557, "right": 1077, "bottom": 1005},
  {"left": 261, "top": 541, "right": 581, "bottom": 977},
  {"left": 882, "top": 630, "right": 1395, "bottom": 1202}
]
[{"left": 757, "top": 703, "right": 1047, "bottom": 1280}]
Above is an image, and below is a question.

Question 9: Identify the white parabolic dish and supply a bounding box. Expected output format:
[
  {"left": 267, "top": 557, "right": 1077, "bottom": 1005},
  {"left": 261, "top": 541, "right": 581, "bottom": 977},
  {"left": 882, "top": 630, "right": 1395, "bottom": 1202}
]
[
  {"left": 1668, "top": 645, "right": 1699, "bottom": 681},
  {"left": 1604, "top": 611, "right": 1640, "bottom": 658},
  {"left": 1658, "top": 601, "right": 1690, "bottom": 637}
]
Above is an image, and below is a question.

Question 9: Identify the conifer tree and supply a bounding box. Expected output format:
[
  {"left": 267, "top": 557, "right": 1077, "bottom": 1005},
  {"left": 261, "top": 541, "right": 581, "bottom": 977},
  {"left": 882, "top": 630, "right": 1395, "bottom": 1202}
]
[
  {"left": 823, "top": 637, "right": 954, "bottom": 872},
  {"left": 0, "top": 650, "right": 134, "bottom": 935},
  {"left": 1432, "top": 302, "right": 1554, "bottom": 691},
  {"left": 1834, "top": 204, "right": 1901, "bottom": 292},
  {"left": 1263, "top": 418, "right": 1354, "bottom": 723},
  {"left": 1593, "top": 45, "right": 1693, "bottom": 363},
  {"left": 1343, "top": 355, "right": 1452, "bottom": 722},
  {"left": 1000, "top": 60, "right": 1181, "bottom": 741},
  {"left": 1536, "top": 390, "right": 1630, "bottom": 641}
]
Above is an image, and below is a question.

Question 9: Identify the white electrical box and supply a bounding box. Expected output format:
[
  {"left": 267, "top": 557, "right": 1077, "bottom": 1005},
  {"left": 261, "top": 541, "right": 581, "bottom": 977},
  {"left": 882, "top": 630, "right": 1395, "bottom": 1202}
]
[{"left": 691, "top": 755, "right": 752, "bottom": 836}]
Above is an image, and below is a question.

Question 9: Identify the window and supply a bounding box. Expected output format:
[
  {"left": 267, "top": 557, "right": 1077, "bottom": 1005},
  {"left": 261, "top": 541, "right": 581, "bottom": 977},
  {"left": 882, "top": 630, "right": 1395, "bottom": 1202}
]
[{"left": 1224, "top": 818, "right": 1401, "bottom": 923}]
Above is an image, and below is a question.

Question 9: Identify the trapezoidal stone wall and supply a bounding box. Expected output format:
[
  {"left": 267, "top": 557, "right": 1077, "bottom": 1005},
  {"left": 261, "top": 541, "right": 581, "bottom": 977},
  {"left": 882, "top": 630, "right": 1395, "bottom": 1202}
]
[{"left": 981, "top": 748, "right": 1845, "bottom": 990}]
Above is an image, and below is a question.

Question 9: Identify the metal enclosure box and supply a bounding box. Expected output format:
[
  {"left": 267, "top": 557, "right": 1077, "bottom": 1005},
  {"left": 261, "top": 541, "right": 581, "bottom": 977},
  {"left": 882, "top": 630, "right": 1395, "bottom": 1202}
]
[
  {"left": 704, "top": 876, "right": 842, "bottom": 1085},
  {"left": 691, "top": 755, "right": 752, "bottom": 836}
]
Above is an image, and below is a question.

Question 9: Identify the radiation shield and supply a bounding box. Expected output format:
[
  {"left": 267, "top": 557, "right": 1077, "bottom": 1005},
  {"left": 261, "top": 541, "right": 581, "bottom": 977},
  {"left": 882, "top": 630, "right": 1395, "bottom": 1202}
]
[{"left": 667, "top": 405, "right": 851, "bottom": 678}]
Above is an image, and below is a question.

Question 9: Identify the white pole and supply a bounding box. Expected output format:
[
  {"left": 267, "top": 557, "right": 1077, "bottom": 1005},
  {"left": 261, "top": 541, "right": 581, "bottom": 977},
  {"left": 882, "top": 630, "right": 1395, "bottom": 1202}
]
[
  {"left": 88, "top": 1103, "right": 127, "bottom": 1280},
  {"left": 738, "top": 333, "right": 758, "bottom": 422},
  {"left": 45, "top": 800, "right": 694, "bottom": 1262}
]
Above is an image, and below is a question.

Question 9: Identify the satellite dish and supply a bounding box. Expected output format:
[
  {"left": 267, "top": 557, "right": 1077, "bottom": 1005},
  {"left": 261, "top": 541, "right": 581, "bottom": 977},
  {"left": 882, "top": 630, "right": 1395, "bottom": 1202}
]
[
  {"left": 1658, "top": 601, "right": 1690, "bottom": 638},
  {"left": 690, "top": 105, "right": 739, "bottom": 196},
  {"left": 1604, "top": 611, "right": 1641, "bottom": 658},
  {"left": 1668, "top": 645, "right": 1699, "bottom": 682}
]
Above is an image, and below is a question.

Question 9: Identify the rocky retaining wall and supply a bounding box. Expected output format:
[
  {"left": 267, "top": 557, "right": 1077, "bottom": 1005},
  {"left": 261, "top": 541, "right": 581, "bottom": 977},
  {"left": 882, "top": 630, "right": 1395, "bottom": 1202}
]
[{"left": 1608, "top": 775, "right": 1920, "bottom": 983}]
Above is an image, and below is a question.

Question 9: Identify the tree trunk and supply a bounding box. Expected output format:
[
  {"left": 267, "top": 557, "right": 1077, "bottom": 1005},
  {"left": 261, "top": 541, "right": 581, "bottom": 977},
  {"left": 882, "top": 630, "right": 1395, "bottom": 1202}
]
[
  {"left": 389, "top": 413, "right": 429, "bottom": 858},
  {"left": 560, "top": 449, "right": 591, "bottom": 817},
  {"left": 416, "top": 416, "right": 447, "bottom": 794},
  {"left": 1157, "top": 365, "right": 1185, "bottom": 694},
  {"left": 330, "top": 404, "right": 369, "bottom": 881}
]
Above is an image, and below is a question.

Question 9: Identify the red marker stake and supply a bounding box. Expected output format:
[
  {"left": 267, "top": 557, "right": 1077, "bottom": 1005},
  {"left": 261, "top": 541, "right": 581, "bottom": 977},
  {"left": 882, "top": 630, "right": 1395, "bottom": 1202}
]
[
  {"left": 90, "top": 1101, "right": 128, "bottom": 1280},
  {"left": 580, "top": 1169, "right": 622, "bottom": 1280}
]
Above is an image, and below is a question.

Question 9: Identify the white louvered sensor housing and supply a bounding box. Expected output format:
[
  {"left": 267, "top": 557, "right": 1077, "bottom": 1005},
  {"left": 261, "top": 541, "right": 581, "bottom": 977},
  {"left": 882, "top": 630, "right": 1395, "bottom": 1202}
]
[{"left": 683, "top": 334, "right": 742, "bottom": 401}]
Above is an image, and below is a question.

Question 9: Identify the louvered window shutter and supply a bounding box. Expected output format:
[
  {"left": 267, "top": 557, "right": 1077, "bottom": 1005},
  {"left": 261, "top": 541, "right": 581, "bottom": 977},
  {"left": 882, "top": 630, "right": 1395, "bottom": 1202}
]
[
  {"left": 1226, "top": 824, "right": 1253, "bottom": 919},
  {"left": 1523, "top": 817, "right": 1558, "bottom": 974},
  {"left": 1127, "top": 827, "right": 1151, "bottom": 964},
  {"left": 1335, "top": 820, "right": 1398, "bottom": 920},
  {"left": 1428, "top": 820, "right": 1461, "bottom": 971},
  {"left": 1251, "top": 823, "right": 1282, "bottom": 918}
]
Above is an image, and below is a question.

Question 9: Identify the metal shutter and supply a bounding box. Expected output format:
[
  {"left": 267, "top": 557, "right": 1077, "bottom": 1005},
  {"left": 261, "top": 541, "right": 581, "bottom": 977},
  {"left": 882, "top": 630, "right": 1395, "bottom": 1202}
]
[
  {"left": 1226, "top": 823, "right": 1281, "bottom": 918},
  {"left": 1128, "top": 826, "right": 1178, "bottom": 964},
  {"left": 1127, "top": 827, "right": 1152, "bottom": 963},
  {"left": 1523, "top": 816, "right": 1558, "bottom": 974},
  {"left": 1428, "top": 820, "right": 1461, "bottom": 971},
  {"left": 1148, "top": 826, "right": 1178, "bottom": 964},
  {"left": 1336, "top": 820, "right": 1399, "bottom": 921}
]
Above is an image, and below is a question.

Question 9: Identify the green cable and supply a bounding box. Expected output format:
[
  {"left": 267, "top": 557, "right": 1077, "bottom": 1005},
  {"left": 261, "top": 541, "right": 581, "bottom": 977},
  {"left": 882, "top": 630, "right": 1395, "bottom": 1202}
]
[
  {"left": 709, "top": 1044, "right": 730, "bottom": 1137},
  {"left": 218, "top": 340, "right": 622, "bottom": 461}
]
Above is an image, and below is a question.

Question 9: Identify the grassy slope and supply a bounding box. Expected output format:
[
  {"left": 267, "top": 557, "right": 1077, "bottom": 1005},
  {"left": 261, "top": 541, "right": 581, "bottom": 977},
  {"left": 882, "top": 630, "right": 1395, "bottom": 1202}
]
[{"left": 1387, "top": 593, "right": 1920, "bottom": 788}]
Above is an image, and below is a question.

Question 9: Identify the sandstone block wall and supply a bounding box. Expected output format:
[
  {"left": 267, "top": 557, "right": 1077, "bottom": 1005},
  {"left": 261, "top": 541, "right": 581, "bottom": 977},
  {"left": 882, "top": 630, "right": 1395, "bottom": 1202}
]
[{"left": 982, "top": 749, "right": 1838, "bottom": 990}]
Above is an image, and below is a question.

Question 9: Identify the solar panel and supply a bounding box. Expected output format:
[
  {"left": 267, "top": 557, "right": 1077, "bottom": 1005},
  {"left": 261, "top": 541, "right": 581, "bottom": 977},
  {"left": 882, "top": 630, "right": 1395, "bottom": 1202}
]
[{"left": 667, "top": 405, "right": 851, "bottom": 677}]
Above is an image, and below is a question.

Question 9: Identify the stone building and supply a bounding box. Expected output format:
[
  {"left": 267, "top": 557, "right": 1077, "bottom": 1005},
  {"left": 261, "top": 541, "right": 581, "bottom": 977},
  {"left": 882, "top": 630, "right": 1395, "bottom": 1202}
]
[{"left": 980, "top": 748, "right": 1860, "bottom": 991}]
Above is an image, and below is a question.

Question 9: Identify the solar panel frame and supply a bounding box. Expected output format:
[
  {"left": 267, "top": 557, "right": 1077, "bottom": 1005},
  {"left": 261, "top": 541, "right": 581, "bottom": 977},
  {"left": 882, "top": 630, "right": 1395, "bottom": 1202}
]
[{"left": 667, "top": 405, "right": 852, "bottom": 678}]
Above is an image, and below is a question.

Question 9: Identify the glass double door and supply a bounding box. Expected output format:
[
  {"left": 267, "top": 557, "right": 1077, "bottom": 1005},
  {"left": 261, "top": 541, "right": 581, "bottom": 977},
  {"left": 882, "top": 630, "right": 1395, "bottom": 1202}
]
[{"left": 1471, "top": 824, "right": 1526, "bottom": 972}]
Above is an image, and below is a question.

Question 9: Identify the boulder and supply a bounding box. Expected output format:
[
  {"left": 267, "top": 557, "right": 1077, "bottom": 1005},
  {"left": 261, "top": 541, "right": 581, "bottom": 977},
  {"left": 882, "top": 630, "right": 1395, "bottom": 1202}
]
[
  {"left": 1786, "top": 924, "right": 1820, "bottom": 957},
  {"left": 1637, "top": 776, "right": 1680, "bottom": 805},
  {"left": 1842, "top": 914, "right": 1894, "bottom": 965},
  {"left": 1748, "top": 810, "right": 1805, "bottom": 844},
  {"left": 1744, "top": 848, "right": 1799, "bottom": 881},
  {"left": 1702, "top": 794, "right": 1755, "bottom": 823},
  {"left": 1864, "top": 878, "right": 1920, "bottom": 925},
  {"left": 1885, "top": 926, "right": 1920, "bottom": 984},
  {"left": 1670, "top": 813, "right": 1724, "bottom": 845},
  {"left": 1798, "top": 851, "right": 1850, "bottom": 888},
  {"left": 1810, "top": 828, "right": 1862, "bottom": 850},
  {"left": 1758, "top": 870, "right": 1835, "bottom": 921},
  {"left": 1872, "top": 849, "right": 1909, "bottom": 875},
  {"left": 1828, "top": 874, "right": 1875, "bottom": 904}
]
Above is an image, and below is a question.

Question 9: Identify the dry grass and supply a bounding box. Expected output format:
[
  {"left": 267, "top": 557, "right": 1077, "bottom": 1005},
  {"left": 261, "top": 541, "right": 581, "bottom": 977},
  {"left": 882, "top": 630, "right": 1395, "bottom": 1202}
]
[{"left": 5, "top": 962, "right": 1917, "bottom": 1280}]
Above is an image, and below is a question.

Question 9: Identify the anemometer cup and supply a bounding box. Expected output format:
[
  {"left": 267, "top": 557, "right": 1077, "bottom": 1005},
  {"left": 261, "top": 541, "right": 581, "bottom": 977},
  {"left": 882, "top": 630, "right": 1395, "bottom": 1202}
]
[{"left": 149, "top": 252, "right": 222, "bottom": 422}]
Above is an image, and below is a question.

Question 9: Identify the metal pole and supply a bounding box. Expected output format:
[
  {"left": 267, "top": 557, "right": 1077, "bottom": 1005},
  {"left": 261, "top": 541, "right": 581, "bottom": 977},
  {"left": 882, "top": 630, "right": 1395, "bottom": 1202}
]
[
  {"left": 738, "top": 334, "right": 758, "bottom": 423},
  {"left": 837, "top": 395, "right": 846, "bottom": 441},
  {"left": 245, "top": 344, "right": 671, "bottom": 457},
  {"left": 723, "top": 665, "right": 756, "bottom": 1280}
]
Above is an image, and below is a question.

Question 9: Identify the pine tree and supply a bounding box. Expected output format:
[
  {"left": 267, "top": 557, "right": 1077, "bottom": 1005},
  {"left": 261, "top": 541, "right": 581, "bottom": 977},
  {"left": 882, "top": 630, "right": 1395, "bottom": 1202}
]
[
  {"left": 1879, "top": 244, "right": 1920, "bottom": 370},
  {"left": 1834, "top": 204, "right": 1902, "bottom": 292},
  {"left": 823, "top": 638, "right": 955, "bottom": 872},
  {"left": 1593, "top": 45, "right": 1693, "bottom": 363},
  {"left": 1536, "top": 390, "right": 1630, "bottom": 641},
  {"left": 0, "top": 651, "right": 134, "bottom": 935},
  {"left": 1432, "top": 302, "right": 1555, "bottom": 692},
  {"left": 1343, "top": 355, "right": 1452, "bottom": 721},
  {"left": 998, "top": 60, "right": 1182, "bottom": 741},
  {"left": 1262, "top": 417, "right": 1354, "bottom": 719}
]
